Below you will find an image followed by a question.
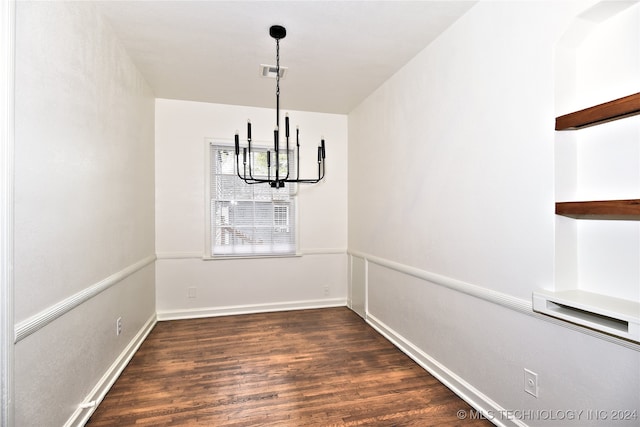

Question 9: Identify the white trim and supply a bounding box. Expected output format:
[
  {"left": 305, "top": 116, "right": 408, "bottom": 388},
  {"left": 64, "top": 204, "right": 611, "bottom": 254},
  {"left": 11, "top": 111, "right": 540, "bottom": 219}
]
[
  {"left": 156, "top": 248, "right": 346, "bottom": 260},
  {"left": 348, "top": 250, "right": 640, "bottom": 351},
  {"left": 366, "top": 313, "right": 524, "bottom": 427},
  {"left": 346, "top": 253, "right": 367, "bottom": 319},
  {"left": 64, "top": 313, "right": 157, "bottom": 427},
  {"left": 202, "top": 253, "right": 302, "bottom": 261},
  {"left": 157, "top": 297, "right": 347, "bottom": 321},
  {"left": 14, "top": 255, "right": 156, "bottom": 343},
  {"left": 299, "top": 248, "right": 346, "bottom": 255},
  {"left": 0, "top": 1, "right": 15, "bottom": 425},
  {"left": 348, "top": 249, "right": 531, "bottom": 314},
  {"left": 364, "top": 256, "right": 369, "bottom": 315},
  {"left": 203, "top": 138, "right": 213, "bottom": 258},
  {"left": 347, "top": 252, "right": 352, "bottom": 309},
  {"left": 156, "top": 251, "right": 203, "bottom": 260}
]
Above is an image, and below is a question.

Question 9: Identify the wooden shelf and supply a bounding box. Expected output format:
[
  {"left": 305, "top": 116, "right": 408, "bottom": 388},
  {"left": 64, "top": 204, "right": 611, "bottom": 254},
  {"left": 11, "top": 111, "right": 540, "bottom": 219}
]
[
  {"left": 555, "top": 92, "right": 640, "bottom": 130},
  {"left": 556, "top": 199, "right": 640, "bottom": 220},
  {"left": 555, "top": 93, "right": 640, "bottom": 220}
]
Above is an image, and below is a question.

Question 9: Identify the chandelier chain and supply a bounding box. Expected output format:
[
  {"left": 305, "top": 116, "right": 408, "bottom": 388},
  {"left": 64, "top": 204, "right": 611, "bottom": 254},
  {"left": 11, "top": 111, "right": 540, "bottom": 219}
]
[
  {"left": 276, "top": 39, "right": 280, "bottom": 128},
  {"left": 276, "top": 39, "right": 280, "bottom": 97}
]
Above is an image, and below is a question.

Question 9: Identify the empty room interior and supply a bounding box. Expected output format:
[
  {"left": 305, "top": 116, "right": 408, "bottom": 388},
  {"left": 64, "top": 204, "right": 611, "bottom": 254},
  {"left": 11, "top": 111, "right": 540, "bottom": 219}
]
[{"left": 2, "top": 0, "right": 640, "bottom": 426}]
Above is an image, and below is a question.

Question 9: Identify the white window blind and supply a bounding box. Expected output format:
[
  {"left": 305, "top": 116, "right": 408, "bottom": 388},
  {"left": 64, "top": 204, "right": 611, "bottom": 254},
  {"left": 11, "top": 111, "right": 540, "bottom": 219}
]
[{"left": 210, "top": 144, "right": 296, "bottom": 256}]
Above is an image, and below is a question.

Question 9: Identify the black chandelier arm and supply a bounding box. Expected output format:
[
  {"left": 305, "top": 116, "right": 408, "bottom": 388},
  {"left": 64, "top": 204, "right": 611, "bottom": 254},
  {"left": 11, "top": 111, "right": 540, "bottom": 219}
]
[
  {"left": 283, "top": 114, "right": 291, "bottom": 181},
  {"left": 247, "top": 122, "right": 257, "bottom": 181},
  {"left": 235, "top": 172, "right": 325, "bottom": 186},
  {"left": 273, "top": 128, "right": 279, "bottom": 183},
  {"left": 235, "top": 133, "right": 325, "bottom": 186},
  {"left": 235, "top": 162, "right": 324, "bottom": 186},
  {"left": 235, "top": 125, "right": 260, "bottom": 182},
  {"left": 235, "top": 150, "right": 263, "bottom": 185},
  {"left": 281, "top": 155, "right": 325, "bottom": 184},
  {"left": 295, "top": 127, "right": 301, "bottom": 180},
  {"left": 234, "top": 135, "right": 246, "bottom": 182}
]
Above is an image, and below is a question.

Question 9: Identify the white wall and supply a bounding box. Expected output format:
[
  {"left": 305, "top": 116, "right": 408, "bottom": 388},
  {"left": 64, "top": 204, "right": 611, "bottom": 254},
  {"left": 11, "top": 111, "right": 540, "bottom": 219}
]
[
  {"left": 14, "top": 2, "right": 155, "bottom": 426},
  {"left": 348, "top": 1, "right": 640, "bottom": 426},
  {"left": 155, "top": 99, "right": 348, "bottom": 318}
]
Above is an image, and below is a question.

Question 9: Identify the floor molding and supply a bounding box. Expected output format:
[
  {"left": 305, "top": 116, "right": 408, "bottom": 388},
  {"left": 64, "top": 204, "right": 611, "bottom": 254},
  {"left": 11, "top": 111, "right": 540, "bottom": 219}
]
[
  {"left": 366, "top": 313, "right": 526, "bottom": 427},
  {"left": 157, "top": 298, "right": 347, "bottom": 321},
  {"left": 65, "top": 313, "right": 157, "bottom": 427}
]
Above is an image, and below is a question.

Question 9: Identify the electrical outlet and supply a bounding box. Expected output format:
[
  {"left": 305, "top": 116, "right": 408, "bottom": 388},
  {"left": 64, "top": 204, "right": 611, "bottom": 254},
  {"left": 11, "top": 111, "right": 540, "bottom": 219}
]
[
  {"left": 188, "top": 287, "right": 197, "bottom": 299},
  {"left": 323, "top": 286, "right": 330, "bottom": 296},
  {"left": 524, "top": 369, "right": 538, "bottom": 397},
  {"left": 116, "top": 317, "right": 122, "bottom": 336}
]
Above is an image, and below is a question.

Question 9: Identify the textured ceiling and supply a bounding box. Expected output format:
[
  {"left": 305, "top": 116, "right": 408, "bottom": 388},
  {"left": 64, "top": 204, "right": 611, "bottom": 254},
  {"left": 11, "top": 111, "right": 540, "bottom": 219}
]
[{"left": 95, "top": 1, "right": 476, "bottom": 114}]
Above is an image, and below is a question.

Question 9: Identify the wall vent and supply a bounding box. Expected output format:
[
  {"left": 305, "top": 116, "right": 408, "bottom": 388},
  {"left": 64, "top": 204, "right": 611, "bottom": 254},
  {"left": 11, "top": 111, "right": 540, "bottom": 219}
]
[
  {"left": 260, "top": 64, "right": 287, "bottom": 79},
  {"left": 532, "top": 289, "right": 639, "bottom": 342}
]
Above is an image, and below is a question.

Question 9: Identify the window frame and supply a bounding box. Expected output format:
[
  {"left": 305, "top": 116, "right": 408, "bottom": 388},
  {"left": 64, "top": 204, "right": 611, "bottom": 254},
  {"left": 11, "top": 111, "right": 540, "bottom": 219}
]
[{"left": 203, "top": 139, "right": 300, "bottom": 260}]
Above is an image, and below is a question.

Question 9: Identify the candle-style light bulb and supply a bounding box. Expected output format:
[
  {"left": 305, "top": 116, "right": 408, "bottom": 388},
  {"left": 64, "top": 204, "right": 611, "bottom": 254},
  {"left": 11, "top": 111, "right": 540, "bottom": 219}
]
[
  {"left": 285, "top": 113, "right": 290, "bottom": 138},
  {"left": 234, "top": 132, "right": 240, "bottom": 155},
  {"left": 247, "top": 120, "right": 252, "bottom": 140}
]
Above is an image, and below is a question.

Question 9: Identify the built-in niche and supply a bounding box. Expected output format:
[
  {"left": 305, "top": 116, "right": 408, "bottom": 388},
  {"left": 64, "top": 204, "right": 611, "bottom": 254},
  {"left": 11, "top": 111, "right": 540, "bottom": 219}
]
[{"left": 533, "top": 1, "right": 640, "bottom": 344}]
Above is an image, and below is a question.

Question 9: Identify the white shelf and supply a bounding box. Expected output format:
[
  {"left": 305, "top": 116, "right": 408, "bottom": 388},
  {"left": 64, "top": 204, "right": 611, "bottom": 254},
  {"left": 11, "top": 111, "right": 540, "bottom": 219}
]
[{"left": 533, "top": 289, "right": 640, "bottom": 343}]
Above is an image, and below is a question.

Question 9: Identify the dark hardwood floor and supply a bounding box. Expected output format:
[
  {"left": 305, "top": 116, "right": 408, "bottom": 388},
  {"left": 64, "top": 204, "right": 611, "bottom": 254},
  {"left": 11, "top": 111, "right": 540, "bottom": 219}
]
[{"left": 87, "top": 307, "right": 493, "bottom": 426}]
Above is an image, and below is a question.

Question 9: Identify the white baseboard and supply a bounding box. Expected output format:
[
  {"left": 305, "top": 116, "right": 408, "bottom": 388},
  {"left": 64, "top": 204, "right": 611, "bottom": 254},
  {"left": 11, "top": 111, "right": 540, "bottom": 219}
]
[
  {"left": 157, "top": 298, "right": 347, "bottom": 321},
  {"left": 64, "top": 313, "right": 157, "bottom": 427},
  {"left": 366, "top": 313, "right": 527, "bottom": 427}
]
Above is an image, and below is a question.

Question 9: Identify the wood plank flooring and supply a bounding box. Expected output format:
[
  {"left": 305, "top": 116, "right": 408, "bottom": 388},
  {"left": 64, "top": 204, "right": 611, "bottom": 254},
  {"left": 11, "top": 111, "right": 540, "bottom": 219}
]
[{"left": 87, "top": 307, "right": 493, "bottom": 426}]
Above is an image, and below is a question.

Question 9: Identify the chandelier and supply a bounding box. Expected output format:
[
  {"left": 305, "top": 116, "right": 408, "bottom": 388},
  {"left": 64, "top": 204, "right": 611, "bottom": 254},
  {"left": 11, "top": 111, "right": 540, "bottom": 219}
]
[{"left": 234, "top": 25, "right": 326, "bottom": 188}]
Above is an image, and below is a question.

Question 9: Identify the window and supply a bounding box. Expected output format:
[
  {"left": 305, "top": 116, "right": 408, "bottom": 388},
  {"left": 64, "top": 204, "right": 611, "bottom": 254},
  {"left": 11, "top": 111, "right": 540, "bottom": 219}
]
[
  {"left": 273, "top": 205, "right": 290, "bottom": 232},
  {"left": 209, "top": 143, "right": 296, "bottom": 257}
]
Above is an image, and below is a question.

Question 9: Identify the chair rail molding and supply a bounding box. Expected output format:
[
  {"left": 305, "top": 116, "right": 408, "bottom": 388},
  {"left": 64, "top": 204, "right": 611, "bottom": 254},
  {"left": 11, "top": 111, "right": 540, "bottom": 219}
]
[
  {"left": 14, "top": 255, "right": 156, "bottom": 343},
  {"left": 347, "top": 250, "right": 640, "bottom": 351}
]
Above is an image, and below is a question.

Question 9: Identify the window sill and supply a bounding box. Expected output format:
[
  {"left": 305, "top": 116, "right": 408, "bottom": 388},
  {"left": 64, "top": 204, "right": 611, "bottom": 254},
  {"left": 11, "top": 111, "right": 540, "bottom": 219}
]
[{"left": 202, "top": 253, "right": 302, "bottom": 261}]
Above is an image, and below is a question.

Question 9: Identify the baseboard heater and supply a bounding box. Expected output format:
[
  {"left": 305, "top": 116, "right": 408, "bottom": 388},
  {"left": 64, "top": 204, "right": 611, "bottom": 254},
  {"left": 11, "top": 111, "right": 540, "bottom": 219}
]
[{"left": 532, "top": 290, "right": 640, "bottom": 343}]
